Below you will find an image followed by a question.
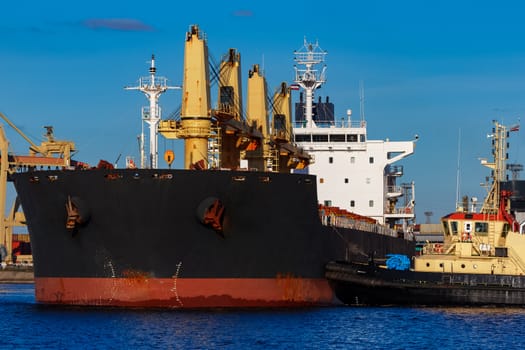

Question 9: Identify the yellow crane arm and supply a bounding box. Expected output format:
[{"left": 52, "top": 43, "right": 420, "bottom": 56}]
[{"left": 0, "top": 112, "right": 42, "bottom": 155}]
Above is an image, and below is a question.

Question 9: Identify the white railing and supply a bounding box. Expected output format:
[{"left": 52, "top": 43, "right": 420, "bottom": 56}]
[
  {"left": 385, "top": 207, "right": 414, "bottom": 215},
  {"left": 293, "top": 120, "right": 366, "bottom": 129},
  {"left": 139, "top": 76, "right": 169, "bottom": 88},
  {"left": 387, "top": 186, "right": 403, "bottom": 194},
  {"left": 320, "top": 214, "right": 398, "bottom": 237}
]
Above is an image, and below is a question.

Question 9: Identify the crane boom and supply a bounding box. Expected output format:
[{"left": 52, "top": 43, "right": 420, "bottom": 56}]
[{"left": 0, "top": 112, "right": 41, "bottom": 155}]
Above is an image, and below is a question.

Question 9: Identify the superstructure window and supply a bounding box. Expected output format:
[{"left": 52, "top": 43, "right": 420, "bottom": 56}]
[
  {"left": 369, "top": 157, "right": 374, "bottom": 164},
  {"left": 295, "top": 134, "right": 311, "bottom": 142},
  {"left": 350, "top": 157, "right": 355, "bottom": 164},
  {"left": 329, "top": 157, "right": 333, "bottom": 164},
  {"left": 347, "top": 134, "right": 358, "bottom": 142},
  {"left": 312, "top": 134, "right": 328, "bottom": 142},
  {"left": 324, "top": 200, "right": 332, "bottom": 206},
  {"left": 369, "top": 200, "right": 374, "bottom": 207},
  {"left": 474, "top": 222, "right": 488, "bottom": 236},
  {"left": 360, "top": 135, "right": 366, "bottom": 142},
  {"left": 344, "top": 178, "right": 349, "bottom": 183},
  {"left": 330, "top": 134, "right": 346, "bottom": 142},
  {"left": 350, "top": 200, "right": 355, "bottom": 207},
  {"left": 450, "top": 221, "right": 458, "bottom": 235},
  {"left": 442, "top": 221, "right": 450, "bottom": 236}
]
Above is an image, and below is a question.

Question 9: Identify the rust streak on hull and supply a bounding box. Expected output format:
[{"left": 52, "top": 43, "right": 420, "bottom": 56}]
[{"left": 34, "top": 277, "right": 335, "bottom": 308}]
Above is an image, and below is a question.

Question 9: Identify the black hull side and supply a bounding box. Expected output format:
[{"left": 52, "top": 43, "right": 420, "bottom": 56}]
[
  {"left": 326, "top": 261, "right": 525, "bottom": 306},
  {"left": 15, "top": 169, "right": 326, "bottom": 278},
  {"left": 12, "top": 169, "right": 414, "bottom": 306}
]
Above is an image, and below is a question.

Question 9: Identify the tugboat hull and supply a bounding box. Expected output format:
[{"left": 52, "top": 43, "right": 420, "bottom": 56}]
[{"left": 326, "top": 261, "right": 525, "bottom": 306}]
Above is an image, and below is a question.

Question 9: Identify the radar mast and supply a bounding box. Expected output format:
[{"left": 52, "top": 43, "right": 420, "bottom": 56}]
[
  {"left": 293, "top": 39, "right": 327, "bottom": 128},
  {"left": 125, "top": 55, "right": 180, "bottom": 169}
]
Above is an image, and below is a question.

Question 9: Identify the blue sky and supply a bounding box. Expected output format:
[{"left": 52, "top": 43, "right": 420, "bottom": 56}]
[{"left": 2, "top": 0, "right": 524, "bottom": 222}]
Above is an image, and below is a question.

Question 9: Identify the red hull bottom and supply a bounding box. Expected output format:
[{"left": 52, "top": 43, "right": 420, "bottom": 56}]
[{"left": 34, "top": 277, "right": 336, "bottom": 308}]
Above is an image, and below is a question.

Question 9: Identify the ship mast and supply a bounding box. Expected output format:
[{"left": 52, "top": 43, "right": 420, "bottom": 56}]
[
  {"left": 293, "top": 38, "right": 327, "bottom": 127},
  {"left": 480, "top": 121, "right": 508, "bottom": 214},
  {"left": 125, "top": 55, "right": 180, "bottom": 169}
]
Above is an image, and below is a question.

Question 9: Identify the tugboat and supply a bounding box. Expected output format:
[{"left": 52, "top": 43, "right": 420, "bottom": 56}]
[{"left": 326, "top": 121, "right": 525, "bottom": 306}]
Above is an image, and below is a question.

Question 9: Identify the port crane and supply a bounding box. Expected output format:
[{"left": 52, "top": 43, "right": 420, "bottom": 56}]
[{"left": 0, "top": 112, "right": 75, "bottom": 264}]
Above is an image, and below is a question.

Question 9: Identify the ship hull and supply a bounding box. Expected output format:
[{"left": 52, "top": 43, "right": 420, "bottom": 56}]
[
  {"left": 13, "top": 169, "right": 414, "bottom": 308},
  {"left": 326, "top": 261, "right": 525, "bottom": 306}
]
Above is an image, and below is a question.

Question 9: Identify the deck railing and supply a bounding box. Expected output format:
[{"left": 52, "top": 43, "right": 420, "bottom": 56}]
[
  {"left": 320, "top": 214, "right": 398, "bottom": 237},
  {"left": 293, "top": 120, "right": 366, "bottom": 129}
]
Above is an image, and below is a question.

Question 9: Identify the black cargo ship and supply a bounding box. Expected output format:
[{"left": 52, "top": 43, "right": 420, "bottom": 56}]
[
  {"left": 10, "top": 25, "right": 416, "bottom": 308},
  {"left": 13, "top": 169, "right": 414, "bottom": 307}
]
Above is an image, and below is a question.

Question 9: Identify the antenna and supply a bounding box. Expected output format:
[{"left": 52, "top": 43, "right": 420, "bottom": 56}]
[
  {"left": 480, "top": 121, "right": 509, "bottom": 213},
  {"left": 455, "top": 128, "right": 461, "bottom": 210},
  {"left": 359, "top": 80, "right": 365, "bottom": 123}
]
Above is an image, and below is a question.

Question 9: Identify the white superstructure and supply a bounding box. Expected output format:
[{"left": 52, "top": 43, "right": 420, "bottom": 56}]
[{"left": 292, "top": 40, "right": 416, "bottom": 233}]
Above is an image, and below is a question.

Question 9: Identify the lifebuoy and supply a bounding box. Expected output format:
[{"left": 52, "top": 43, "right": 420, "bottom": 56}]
[{"left": 434, "top": 244, "right": 443, "bottom": 254}]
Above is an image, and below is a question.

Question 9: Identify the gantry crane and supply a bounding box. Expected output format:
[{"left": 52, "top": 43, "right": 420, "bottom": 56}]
[{"left": 0, "top": 112, "right": 75, "bottom": 264}]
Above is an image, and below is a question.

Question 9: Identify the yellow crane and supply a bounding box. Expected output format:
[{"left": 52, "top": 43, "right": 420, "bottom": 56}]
[{"left": 0, "top": 112, "right": 75, "bottom": 264}]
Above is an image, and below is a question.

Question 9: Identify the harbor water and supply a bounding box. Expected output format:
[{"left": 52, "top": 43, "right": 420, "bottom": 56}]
[{"left": 1, "top": 284, "right": 524, "bottom": 349}]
